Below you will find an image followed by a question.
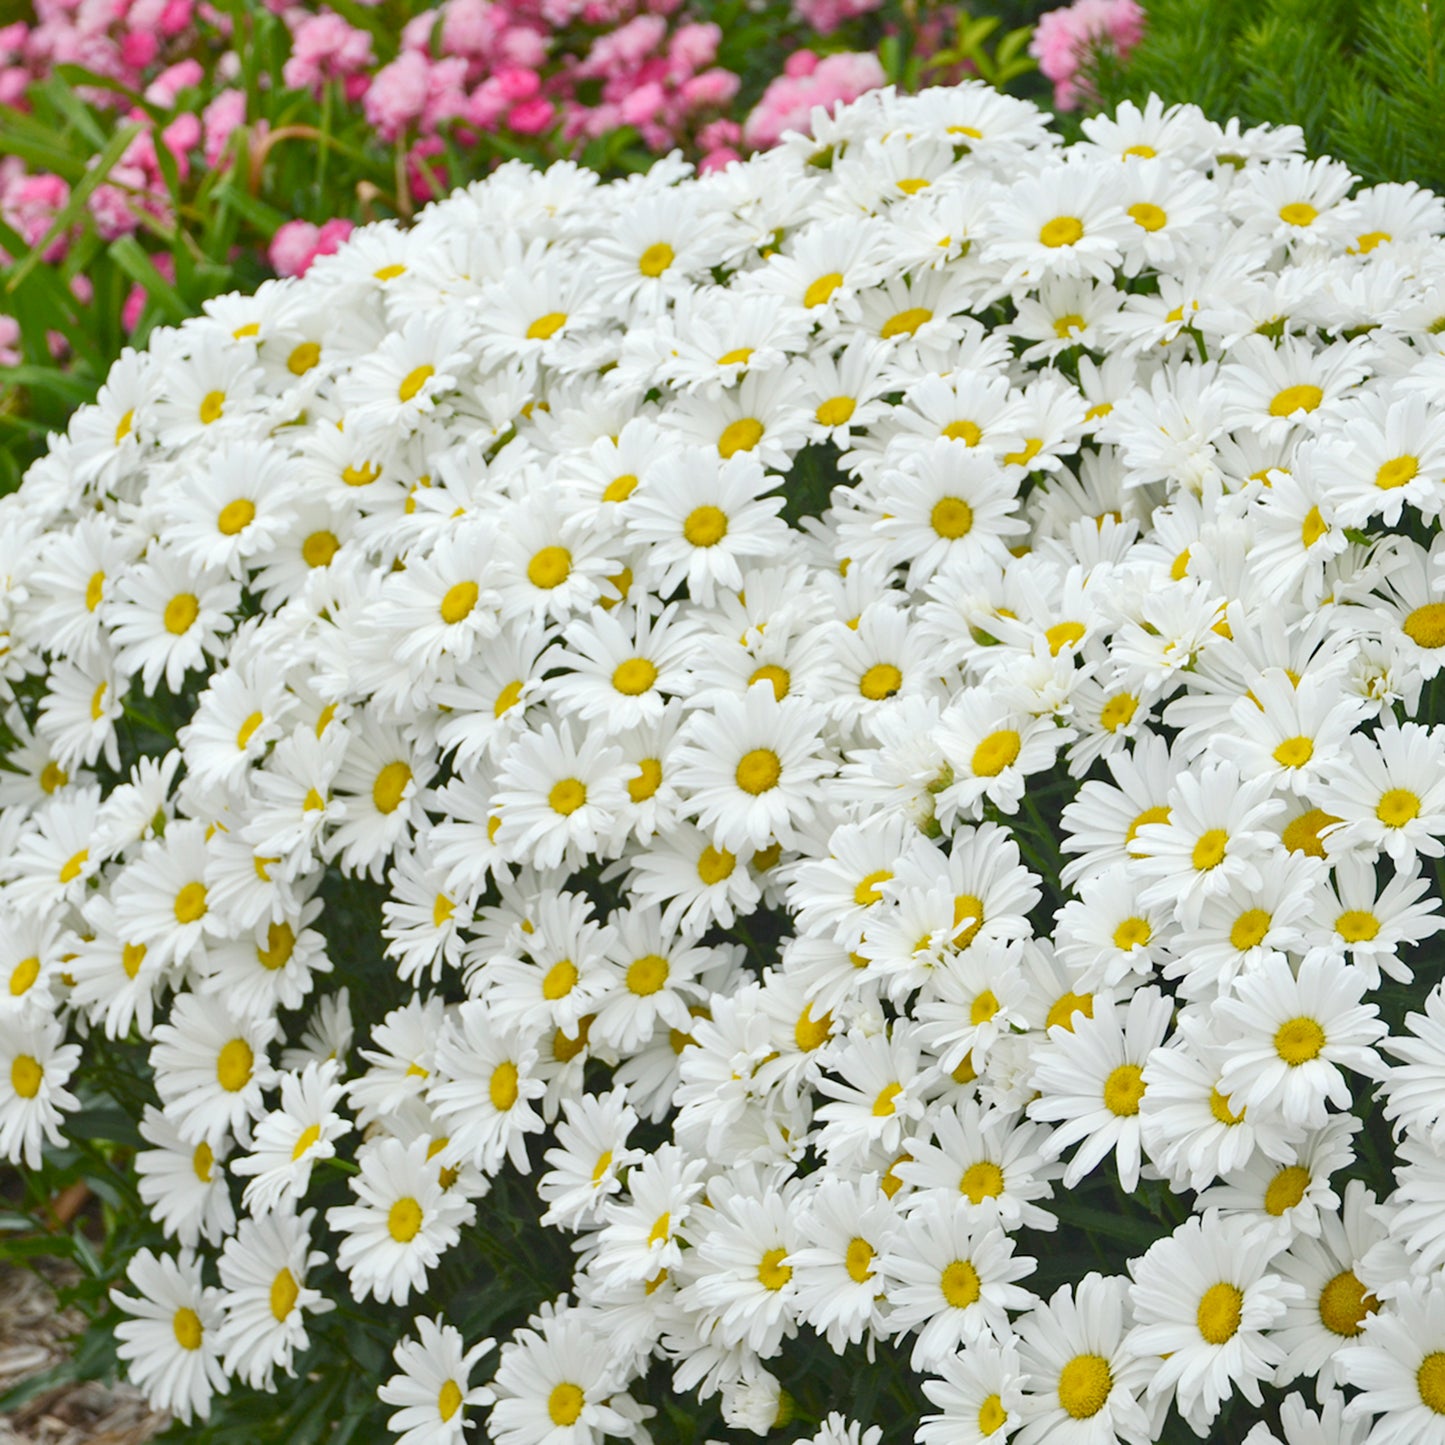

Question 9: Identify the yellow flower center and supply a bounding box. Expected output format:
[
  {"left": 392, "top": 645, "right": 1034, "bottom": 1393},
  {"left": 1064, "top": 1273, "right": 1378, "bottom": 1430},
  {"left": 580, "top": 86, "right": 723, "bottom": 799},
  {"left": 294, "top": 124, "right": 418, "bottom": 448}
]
[
  {"left": 626, "top": 954, "right": 669, "bottom": 996},
  {"left": 164, "top": 592, "right": 199, "bottom": 635},
  {"left": 1048, "top": 991, "right": 1093, "bottom": 1031},
  {"left": 59, "top": 848, "right": 89, "bottom": 884},
  {"left": 440, "top": 581, "right": 479, "bottom": 624},
  {"left": 845, "top": 1237, "right": 874, "bottom": 1283},
  {"left": 1209, "top": 1086, "right": 1245, "bottom": 1125},
  {"left": 122, "top": 942, "right": 146, "bottom": 979},
  {"left": 1269, "top": 383, "right": 1324, "bottom": 418},
  {"left": 287, "top": 341, "right": 320, "bottom": 375},
  {"left": 1112, "top": 917, "right": 1152, "bottom": 950},
  {"left": 1052, "top": 313, "right": 1085, "bottom": 340},
  {"left": 1128, "top": 202, "right": 1167, "bottom": 231},
  {"left": 526, "top": 312, "right": 567, "bottom": 340},
  {"left": 1057, "top": 1354, "right": 1112, "bottom": 1418},
  {"left": 683, "top": 504, "right": 728, "bottom": 547},
  {"left": 971, "top": 728, "right": 1021, "bottom": 778},
  {"left": 291, "top": 1123, "right": 322, "bottom": 1161},
  {"left": 1192, "top": 828, "right": 1228, "bottom": 870},
  {"left": 8, "top": 956, "right": 39, "bottom": 997},
  {"left": 398, "top": 364, "right": 434, "bottom": 402},
  {"left": 1279, "top": 201, "right": 1318, "bottom": 227},
  {"left": 1377, "top": 454, "right": 1418, "bottom": 490},
  {"left": 959, "top": 1160, "right": 1005, "bottom": 1204},
  {"left": 880, "top": 306, "right": 931, "bottom": 338},
  {"left": 794, "top": 1006, "right": 832, "bottom": 1051},
  {"left": 757, "top": 1247, "right": 792, "bottom": 1290},
  {"left": 697, "top": 845, "right": 735, "bottom": 884},
  {"left": 217, "top": 1038, "right": 253, "bottom": 1092},
  {"left": 1125, "top": 805, "right": 1170, "bottom": 853},
  {"left": 873, "top": 1082, "right": 903, "bottom": 1117},
  {"left": 638, "top": 242, "right": 674, "bottom": 277},
  {"left": 1196, "top": 1282, "right": 1244, "bottom": 1344},
  {"left": 1282, "top": 807, "right": 1339, "bottom": 857},
  {"left": 1336, "top": 909, "right": 1379, "bottom": 943},
  {"left": 114, "top": 409, "right": 134, "bottom": 444},
  {"left": 11, "top": 1055, "right": 42, "bottom": 1099},
  {"left": 1103, "top": 1063, "right": 1146, "bottom": 1116},
  {"left": 749, "top": 664, "right": 790, "bottom": 700},
  {"left": 192, "top": 1141, "right": 213, "bottom": 1181},
  {"left": 542, "top": 960, "right": 578, "bottom": 1000},
  {"left": 1377, "top": 787, "right": 1422, "bottom": 827},
  {"left": 1098, "top": 690, "right": 1132, "bottom": 728},
  {"left": 1040, "top": 216, "right": 1085, "bottom": 247},
  {"left": 612, "top": 658, "right": 658, "bottom": 695},
  {"left": 942, "top": 418, "right": 983, "bottom": 445},
  {"left": 629, "top": 758, "right": 663, "bottom": 803},
  {"left": 548, "top": 1383, "right": 585, "bottom": 1426},
  {"left": 174, "top": 882, "right": 207, "bottom": 925},
  {"left": 527, "top": 546, "right": 571, "bottom": 590},
  {"left": 1318, "top": 1270, "right": 1376, "bottom": 1336},
  {"left": 816, "top": 396, "right": 855, "bottom": 427},
  {"left": 719, "top": 418, "right": 764, "bottom": 458},
  {"left": 1274, "top": 1016, "right": 1326, "bottom": 1065},
  {"left": 859, "top": 663, "right": 903, "bottom": 700},
  {"left": 1264, "top": 1163, "right": 1311, "bottom": 1215},
  {"left": 853, "top": 869, "right": 892, "bottom": 906},
  {"left": 978, "top": 1394, "right": 1007, "bottom": 1436},
  {"left": 930, "top": 496, "right": 974, "bottom": 539},
  {"left": 489, "top": 1061, "right": 519, "bottom": 1111},
  {"left": 940, "top": 1259, "right": 981, "bottom": 1309},
  {"left": 970, "top": 989, "right": 1000, "bottom": 1025},
  {"left": 373, "top": 761, "right": 412, "bottom": 814},
  {"left": 438, "top": 1380, "right": 463, "bottom": 1422},
  {"left": 342, "top": 461, "right": 381, "bottom": 487},
  {"left": 388, "top": 1196, "right": 423, "bottom": 1242},
  {"left": 1404, "top": 603, "right": 1445, "bottom": 649},
  {"left": 269, "top": 1268, "right": 298, "bottom": 1322},
  {"left": 953, "top": 893, "right": 985, "bottom": 949},
  {"left": 736, "top": 747, "right": 782, "bottom": 795},
  {"left": 199, "top": 390, "right": 225, "bottom": 425},
  {"left": 172, "top": 1307, "right": 203, "bottom": 1351},
  {"left": 804, "top": 272, "right": 843, "bottom": 307},
  {"left": 1229, "top": 908, "right": 1271, "bottom": 950},
  {"left": 1273, "top": 735, "right": 1314, "bottom": 768}
]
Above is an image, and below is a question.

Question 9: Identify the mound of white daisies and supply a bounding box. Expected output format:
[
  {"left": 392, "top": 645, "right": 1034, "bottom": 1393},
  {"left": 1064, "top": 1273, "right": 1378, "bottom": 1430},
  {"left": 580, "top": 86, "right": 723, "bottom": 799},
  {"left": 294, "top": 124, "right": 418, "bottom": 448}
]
[{"left": 7, "top": 78, "right": 1445, "bottom": 1445}]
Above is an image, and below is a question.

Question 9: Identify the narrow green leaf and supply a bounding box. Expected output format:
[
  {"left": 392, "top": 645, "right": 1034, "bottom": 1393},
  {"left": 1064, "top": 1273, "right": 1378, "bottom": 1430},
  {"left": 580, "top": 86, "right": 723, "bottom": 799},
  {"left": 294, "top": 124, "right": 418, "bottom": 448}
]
[
  {"left": 6, "top": 121, "right": 144, "bottom": 293},
  {"left": 107, "top": 236, "right": 189, "bottom": 321}
]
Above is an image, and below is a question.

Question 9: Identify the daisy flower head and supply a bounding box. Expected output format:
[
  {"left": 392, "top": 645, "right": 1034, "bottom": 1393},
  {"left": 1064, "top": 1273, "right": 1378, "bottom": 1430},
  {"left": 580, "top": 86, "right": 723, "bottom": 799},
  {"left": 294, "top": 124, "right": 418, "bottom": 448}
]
[
  {"left": 1212, "top": 953, "right": 1387, "bottom": 1130},
  {"left": 327, "top": 1134, "right": 476, "bottom": 1305},
  {"left": 112, "top": 1248, "right": 230, "bottom": 1425},
  {"left": 625, "top": 447, "right": 789, "bottom": 606},
  {"left": 379, "top": 1315, "right": 496, "bottom": 1445},
  {"left": 991, "top": 160, "right": 1137, "bottom": 285},
  {"left": 1012, "top": 1272, "right": 1156, "bottom": 1445},
  {"left": 871, "top": 440, "right": 1029, "bottom": 588},
  {"left": 1126, "top": 1210, "right": 1304, "bottom": 1433},
  {"left": 671, "top": 685, "right": 834, "bottom": 851},
  {"left": 0, "top": 1008, "right": 81, "bottom": 1168}
]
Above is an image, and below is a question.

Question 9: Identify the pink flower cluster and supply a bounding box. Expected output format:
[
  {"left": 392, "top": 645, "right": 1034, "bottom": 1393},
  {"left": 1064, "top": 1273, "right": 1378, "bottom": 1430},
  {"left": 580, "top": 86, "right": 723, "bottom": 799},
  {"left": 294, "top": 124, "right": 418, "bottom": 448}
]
[
  {"left": 1029, "top": 0, "right": 1144, "bottom": 110},
  {"left": 741, "top": 48, "right": 886, "bottom": 150}
]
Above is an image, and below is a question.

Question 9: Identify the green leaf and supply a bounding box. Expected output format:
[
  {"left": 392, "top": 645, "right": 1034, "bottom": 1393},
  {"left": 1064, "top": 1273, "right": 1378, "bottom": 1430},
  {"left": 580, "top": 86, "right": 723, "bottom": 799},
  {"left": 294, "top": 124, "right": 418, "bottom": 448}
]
[
  {"left": 107, "top": 236, "right": 190, "bottom": 322},
  {"left": 6, "top": 120, "right": 144, "bottom": 294}
]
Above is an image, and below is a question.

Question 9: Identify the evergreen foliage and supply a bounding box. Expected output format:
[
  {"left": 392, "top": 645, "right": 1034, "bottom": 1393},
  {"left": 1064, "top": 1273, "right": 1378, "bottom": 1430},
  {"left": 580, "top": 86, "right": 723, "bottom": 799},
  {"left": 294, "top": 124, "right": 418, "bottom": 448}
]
[{"left": 1090, "top": 0, "right": 1445, "bottom": 190}]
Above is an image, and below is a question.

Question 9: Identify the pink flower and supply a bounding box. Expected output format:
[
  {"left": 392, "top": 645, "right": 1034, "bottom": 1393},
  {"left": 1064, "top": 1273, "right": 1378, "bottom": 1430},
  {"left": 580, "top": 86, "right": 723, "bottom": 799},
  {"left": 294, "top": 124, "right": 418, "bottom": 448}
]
[
  {"left": 0, "top": 313, "right": 21, "bottom": 368},
  {"left": 784, "top": 49, "right": 818, "bottom": 77},
  {"left": 696, "top": 117, "right": 741, "bottom": 150},
  {"left": 201, "top": 88, "right": 246, "bottom": 167},
  {"left": 507, "top": 96, "right": 554, "bottom": 135},
  {"left": 679, "top": 67, "right": 737, "bottom": 110},
  {"left": 143, "top": 57, "right": 202, "bottom": 105},
  {"left": 619, "top": 80, "right": 665, "bottom": 127},
  {"left": 119, "top": 31, "right": 157, "bottom": 69},
  {"left": 1029, "top": 0, "right": 1145, "bottom": 110},
  {"left": 791, "top": 0, "right": 881, "bottom": 34},
  {"left": 494, "top": 65, "right": 539, "bottom": 101},
  {"left": 161, "top": 112, "right": 200, "bottom": 173},
  {"left": 668, "top": 21, "right": 718, "bottom": 71},
  {"left": 283, "top": 12, "right": 374, "bottom": 94},
  {"left": 268, "top": 216, "right": 353, "bottom": 277},
  {"left": 3, "top": 172, "right": 70, "bottom": 258},
  {"left": 698, "top": 145, "right": 740, "bottom": 174},
  {"left": 741, "top": 49, "right": 884, "bottom": 149},
  {"left": 365, "top": 51, "right": 429, "bottom": 140}
]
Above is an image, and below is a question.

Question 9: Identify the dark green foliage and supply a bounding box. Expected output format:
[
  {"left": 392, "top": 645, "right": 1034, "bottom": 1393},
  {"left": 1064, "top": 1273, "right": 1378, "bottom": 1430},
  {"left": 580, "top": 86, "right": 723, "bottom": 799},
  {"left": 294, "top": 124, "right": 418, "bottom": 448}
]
[{"left": 1089, "top": 0, "right": 1445, "bottom": 190}]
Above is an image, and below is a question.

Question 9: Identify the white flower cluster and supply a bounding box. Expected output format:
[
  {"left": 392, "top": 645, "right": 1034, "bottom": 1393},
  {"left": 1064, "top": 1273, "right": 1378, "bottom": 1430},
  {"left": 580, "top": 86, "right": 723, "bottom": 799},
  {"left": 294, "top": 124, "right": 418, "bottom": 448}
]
[{"left": 5, "top": 79, "right": 1445, "bottom": 1445}]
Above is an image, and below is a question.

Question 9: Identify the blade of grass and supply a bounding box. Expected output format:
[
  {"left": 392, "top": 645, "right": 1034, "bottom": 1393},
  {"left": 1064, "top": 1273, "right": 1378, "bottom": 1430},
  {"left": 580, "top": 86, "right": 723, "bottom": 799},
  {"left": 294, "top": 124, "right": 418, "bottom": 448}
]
[
  {"left": 107, "top": 235, "right": 189, "bottom": 322},
  {"left": 5, "top": 121, "right": 143, "bottom": 294}
]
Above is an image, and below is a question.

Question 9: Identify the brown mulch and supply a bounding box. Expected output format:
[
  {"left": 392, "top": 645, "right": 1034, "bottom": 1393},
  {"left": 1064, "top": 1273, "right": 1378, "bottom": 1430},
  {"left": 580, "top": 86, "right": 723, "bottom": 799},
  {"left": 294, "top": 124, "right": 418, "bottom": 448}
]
[{"left": 0, "top": 1262, "right": 169, "bottom": 1445}]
